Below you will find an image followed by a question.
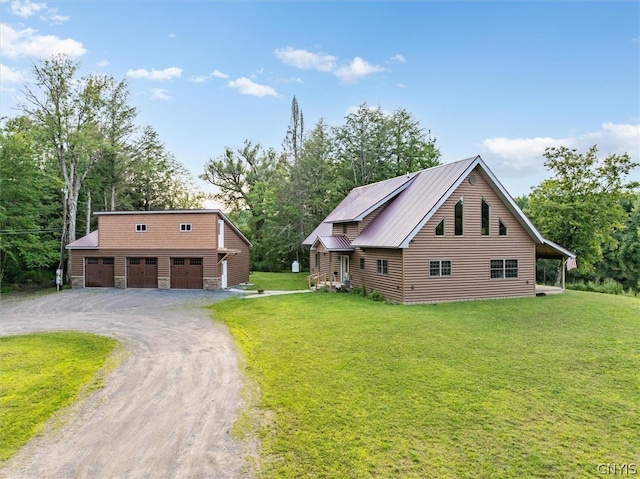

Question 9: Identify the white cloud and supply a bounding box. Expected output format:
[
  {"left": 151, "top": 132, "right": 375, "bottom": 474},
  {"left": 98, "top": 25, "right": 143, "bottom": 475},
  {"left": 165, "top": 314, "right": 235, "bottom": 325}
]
[
  {"left": 482, "top": 122, "right": 640, "bottom": 172},
  {"left": 274, "top": 47, "right": 336, "bottom": 72},
  {"left": 0, "top": 62, "right": 25, "bottom": 83},
  {"left": 10, "top": 0, "right": 46, "bottom": 18},
  {"left": 227, "top": 77, "right": 277, "bottom": 97},
  {"left": 190, "top": 75, "right": 207, "bottom": 83},
  {"left": 97, "top": 59, "right": 109, "bottom": 67},
  {"left": 126, "top": 67, "right": 182, "bottom": 81},
  {"left": 9, "top": 1, "right": 68, "bottom": 23},
  {"left": 0, "top": 23, "right": 86, "bottom": 59},
  {"left": 211, "top": 69, "right": 229, "bottom": 79},
  {"left": 391, "top": 54, "right": 406, "bottom": 63},
  {"left": 334, "top": 56, "right": 385, "bottom": 83},
  {"left": 150, "top": 88, "right": 171, "bottom": 100}
]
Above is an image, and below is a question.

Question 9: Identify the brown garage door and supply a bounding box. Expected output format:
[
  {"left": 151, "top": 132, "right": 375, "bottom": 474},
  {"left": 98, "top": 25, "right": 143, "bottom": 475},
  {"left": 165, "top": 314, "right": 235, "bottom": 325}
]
[
  {"left": 85, "top": 257, "right": 115, "bottom": 287},
  {"left": 171, "top": 258, "right": 203, "bottom": 289},
  {"left": 127, "top": 258, "right": 158, "bottom": 288}
]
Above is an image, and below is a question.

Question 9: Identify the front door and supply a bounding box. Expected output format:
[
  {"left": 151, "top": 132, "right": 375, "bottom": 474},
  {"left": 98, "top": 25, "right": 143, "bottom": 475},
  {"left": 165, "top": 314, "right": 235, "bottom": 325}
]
[{"left": 340, "top": 255, "right": 350, "bottom": 282}]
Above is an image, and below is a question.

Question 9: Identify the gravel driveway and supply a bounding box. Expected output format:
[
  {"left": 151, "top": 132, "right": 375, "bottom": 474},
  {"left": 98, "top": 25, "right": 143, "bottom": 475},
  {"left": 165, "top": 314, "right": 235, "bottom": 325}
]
[{"left": 0, "top": 288, "right": 250, "bottom": 479}]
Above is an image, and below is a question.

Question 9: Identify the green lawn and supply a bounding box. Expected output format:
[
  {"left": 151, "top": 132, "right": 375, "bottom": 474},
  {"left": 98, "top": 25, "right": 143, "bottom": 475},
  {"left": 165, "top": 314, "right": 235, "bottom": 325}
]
[
  {"left": 211, "top": 291, "right": 640, "bottom": 478},
  {"left": 248, "top": 271, "right": 309, "bottom": 291},
  {"left": 0, "top": 332, "right": 118, "bottom": 463}
]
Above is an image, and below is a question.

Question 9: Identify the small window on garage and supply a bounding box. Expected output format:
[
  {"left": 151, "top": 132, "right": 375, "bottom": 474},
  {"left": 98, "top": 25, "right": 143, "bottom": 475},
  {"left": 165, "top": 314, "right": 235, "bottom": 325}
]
[
  {"left": 136, "top": 224, "right": 147, "bottom": 232},
  {"left": 102, "top": 258, "right": 114, "bottom": 265},
  {"left": 145, "top": 258, "right": 157, "bottom": 265},
  {"left": 129, "top": 258, "right": 141, "bottom": 265},
  {"left": 87, "top": 258, "right": 99, "bottom": 264},
  {"left": 180, "top": 223, "right": 192, "bottom": 232},
  {"left": 190, "top": 258, "right": 202, "bottom": 266},
  {"left": 173, "top": 258, "right": 185, "bottom": 266}
]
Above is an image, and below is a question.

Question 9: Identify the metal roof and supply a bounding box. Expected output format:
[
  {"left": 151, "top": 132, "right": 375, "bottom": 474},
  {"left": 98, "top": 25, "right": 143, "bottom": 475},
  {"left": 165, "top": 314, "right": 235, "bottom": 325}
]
[
  {"left": 302, "top": 222, "right": 333, "bottom": 246},
  {"left": 66, "top": 230, "right": 99, "bottom": 249},
  {"left": 311, "top": 235, "right": 354, "bottom": 251},
  {"left": 304, "top": 155, "right": 574, "bottom": 258},
  {"left": 324, "top": 173, "right": 418, "bottom": 223},
  {"left": 352, "top": 157, "right": 480, "bottom": 248}
]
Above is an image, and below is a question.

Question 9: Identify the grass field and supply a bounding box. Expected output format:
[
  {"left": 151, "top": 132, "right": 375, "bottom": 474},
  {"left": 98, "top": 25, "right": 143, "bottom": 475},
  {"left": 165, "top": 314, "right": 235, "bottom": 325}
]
[
  {"left": 0, "top": 332, "right": 118, "bottom": 463},
  {"left": 248, "top": 271, "right": 309, "bottom": 291},
  {"left": 211, "top": 290, "right": 640, "bottom": 478}
]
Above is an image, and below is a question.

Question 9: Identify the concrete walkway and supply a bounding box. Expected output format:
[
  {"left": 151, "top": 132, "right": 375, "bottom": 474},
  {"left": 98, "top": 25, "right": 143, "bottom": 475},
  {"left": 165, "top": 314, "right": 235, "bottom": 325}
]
[{"left": 228, "top": 288, "right": 312, "bottom": 298}]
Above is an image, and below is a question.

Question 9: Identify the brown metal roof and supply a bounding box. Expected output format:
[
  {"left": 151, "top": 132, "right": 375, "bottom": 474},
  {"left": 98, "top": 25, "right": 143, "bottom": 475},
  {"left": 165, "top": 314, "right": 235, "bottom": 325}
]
[
  {"left": 324, "top": 173, "right": 418, "bottom": 223},
  {"left": 352, "top": 157, "right": 480, "bottom": 248},
  {"left": 302, "top": 222, "right": 333, "bottom": 246},
  {"left": 311, "top": 235, "right": 354, "bottom": 251}
]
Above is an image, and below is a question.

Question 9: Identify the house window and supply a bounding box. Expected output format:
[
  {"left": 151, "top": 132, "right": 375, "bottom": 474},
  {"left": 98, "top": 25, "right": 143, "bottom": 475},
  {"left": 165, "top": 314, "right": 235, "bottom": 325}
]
[
  {"left": 490, "top": 259, "right": 518, "bottom": 279},
  {"left": 455, "top": 198, "right": 464, "bottom": 236},
  {"left": 435, "top": 219, "right": 445, "bottom": 236},
  {"left": 360, "top": 258, "right": 365, "bottom": 269},
  {"left": 481, "top": 199, "right": 490, "bottom": 236},
  {"left": 430, "top": 260, "right": 452, "bottom": 277},
  {"left": 376, "top": 259, "right": 388, "bottom": 275},
  {"left": 342, "top": 223, "right": 348, "bottom": 234},
  {"left": 135, "top": 224, "right": 147, "bottom": 232},
  {"left": 499, "top": 220, "right": 508, "bottom": 236},
  {"left": 180, "top": 223, "right": 192, "bottom": 232}
]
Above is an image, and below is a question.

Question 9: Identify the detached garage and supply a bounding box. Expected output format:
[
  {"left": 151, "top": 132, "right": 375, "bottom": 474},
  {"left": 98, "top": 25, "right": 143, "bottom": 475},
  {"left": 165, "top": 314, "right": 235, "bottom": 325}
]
[{"left": 67, "top": 210, "right": 251, "bottom": 291}]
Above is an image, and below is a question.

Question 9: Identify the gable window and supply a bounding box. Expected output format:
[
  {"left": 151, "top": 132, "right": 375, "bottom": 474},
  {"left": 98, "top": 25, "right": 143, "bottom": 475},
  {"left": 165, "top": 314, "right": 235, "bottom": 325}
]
[
  {"left": 135, "top": 224, "right": 147, "bottom": 232},
  {"left": 481, "top": 199, "right": 490, "bottom": 236},
  {"left": 360, "top": 257, "right": 365, "bottom": 269},
  {"left": 455, "top": 198, "right": 464, "bottom": 236},
  {"left": 376, "top": 259, "right": 388, "bottom": 275},
  {"left": 435, "top": 219, "right": 445, "bottom": 236},
  {"left": 499, "top": 220, "right": 508, "bottom": 236},
  {"left": 180, "top": 223, "right": 192, "bottom": 232},
  {"left": 429, "top": 260, "right": 452, "bottom": 277},
  {"left": 490, "top": 259, "right": 518, "bottom": 279}
]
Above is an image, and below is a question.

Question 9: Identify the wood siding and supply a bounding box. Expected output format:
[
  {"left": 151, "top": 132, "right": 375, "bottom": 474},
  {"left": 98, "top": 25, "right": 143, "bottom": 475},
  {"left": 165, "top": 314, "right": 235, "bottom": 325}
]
[
  {"left": 97, "top": 213, "right": 219, "bottom": 249},
  {"left": 224, "top": 227, "right": 251, "bottom": 286},
  {"left": 351, "top": 248, "right": 403, "bottom": 303},
  {"left": 402, "top": 168, "right": 536, "bottom": 303}
]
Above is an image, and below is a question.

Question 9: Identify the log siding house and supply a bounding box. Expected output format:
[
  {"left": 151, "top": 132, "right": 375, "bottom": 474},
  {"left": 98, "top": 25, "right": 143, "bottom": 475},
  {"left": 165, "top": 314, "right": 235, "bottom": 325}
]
[
  {"left": 67, "top": 210, "right": 251, "bottom": 290},
  {"left": 304, "top": 156, "right": 574, "bottom": 303}
]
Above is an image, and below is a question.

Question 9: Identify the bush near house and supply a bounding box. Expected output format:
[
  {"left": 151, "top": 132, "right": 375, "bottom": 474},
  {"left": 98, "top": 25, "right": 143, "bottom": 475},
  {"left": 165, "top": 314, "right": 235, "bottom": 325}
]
[{"left": 212, "top": 291, "right": 639, "bottom": 479}]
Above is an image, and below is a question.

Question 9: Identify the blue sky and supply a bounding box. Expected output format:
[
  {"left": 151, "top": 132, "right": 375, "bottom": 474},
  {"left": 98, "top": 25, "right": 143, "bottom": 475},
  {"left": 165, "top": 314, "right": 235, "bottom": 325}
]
[{"left": 1, "top": 0, "right": 639, "bottom": 198}]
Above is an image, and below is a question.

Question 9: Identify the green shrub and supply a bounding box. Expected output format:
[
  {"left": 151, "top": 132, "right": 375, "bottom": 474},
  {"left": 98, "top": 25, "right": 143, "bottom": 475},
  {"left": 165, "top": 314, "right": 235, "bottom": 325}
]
[{"left": 369, "top": 290, "right": 385, "bottom": 302}]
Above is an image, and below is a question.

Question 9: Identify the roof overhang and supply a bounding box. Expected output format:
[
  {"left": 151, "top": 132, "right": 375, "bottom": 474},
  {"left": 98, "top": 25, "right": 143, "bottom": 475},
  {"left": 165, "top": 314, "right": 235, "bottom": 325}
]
[{"left": 536, "top": 238, "right": 576, "bottom": 260}]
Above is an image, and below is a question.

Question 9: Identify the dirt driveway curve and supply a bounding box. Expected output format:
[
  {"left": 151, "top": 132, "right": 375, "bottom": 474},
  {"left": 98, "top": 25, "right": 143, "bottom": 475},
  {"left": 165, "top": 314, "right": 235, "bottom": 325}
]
[{"left": 0, "top": 288, "right": 249, "bottom": 479}]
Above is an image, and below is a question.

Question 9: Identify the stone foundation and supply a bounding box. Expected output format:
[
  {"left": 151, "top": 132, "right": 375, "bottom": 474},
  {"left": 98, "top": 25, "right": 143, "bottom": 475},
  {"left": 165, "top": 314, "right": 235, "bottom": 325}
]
[
  {"left": 71, "top": 276, "right": 84, "bottom": 288},
  {"left": 158, "top": 277, "right": 170, "bottom": 289},
  {"left": 203, "top": 277, "right": 220, "bottom": 291},
  {"left": 114, "top": 277, "right": 126, "bottom": 289}
]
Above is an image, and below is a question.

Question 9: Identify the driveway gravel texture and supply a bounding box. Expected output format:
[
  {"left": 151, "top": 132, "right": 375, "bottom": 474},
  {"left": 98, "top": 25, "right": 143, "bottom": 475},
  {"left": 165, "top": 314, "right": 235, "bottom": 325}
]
[{"left": 0, "top": 288, "right": 252, "bottom": 479}]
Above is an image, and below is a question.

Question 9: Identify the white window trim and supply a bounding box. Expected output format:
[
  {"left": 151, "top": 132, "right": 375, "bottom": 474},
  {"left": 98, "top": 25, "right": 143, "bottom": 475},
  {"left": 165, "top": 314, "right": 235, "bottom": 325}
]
[
  {"left": 179, "top": 223, "right": 192, "bottom": 232},
  {"left": 429, "top": 260, "right": 452, "bottom": 277},
  {"left": 376, "top": 259, "right": 388, "bottom": 275},
  {"left": 135, "top": 223, "right": 147, "bottom": 232},
  {"left": 490, "top": 259, "right": 519, "bottom": 279}
]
